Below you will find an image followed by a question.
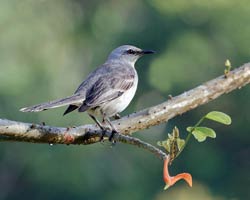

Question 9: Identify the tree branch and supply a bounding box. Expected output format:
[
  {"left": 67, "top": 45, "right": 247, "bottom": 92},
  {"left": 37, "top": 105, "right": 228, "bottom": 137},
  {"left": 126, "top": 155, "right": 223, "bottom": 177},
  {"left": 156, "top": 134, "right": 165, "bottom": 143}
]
[
  {"left": 0, "top": 119, "right": 167, "bottom": 160},
  {"left": 0, "top": 63, "right": 249, "bottom": 159}
]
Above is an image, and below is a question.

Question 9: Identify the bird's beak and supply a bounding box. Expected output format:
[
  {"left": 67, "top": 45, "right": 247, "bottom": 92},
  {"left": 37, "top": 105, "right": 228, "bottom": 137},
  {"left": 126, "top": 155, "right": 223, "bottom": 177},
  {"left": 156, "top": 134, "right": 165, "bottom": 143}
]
[{"left": 141, "top": 49, "right": 155, "bottom": 54}]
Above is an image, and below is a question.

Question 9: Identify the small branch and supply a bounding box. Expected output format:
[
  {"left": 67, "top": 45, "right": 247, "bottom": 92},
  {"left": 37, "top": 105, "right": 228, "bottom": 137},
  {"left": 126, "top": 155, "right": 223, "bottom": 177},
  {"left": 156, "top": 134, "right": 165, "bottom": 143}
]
[
  {"left": 114, "top": 134, "right": 167, "bottom": 160},
  {"left": 0, "top": 63, "right": 249, "bottom": 160}
]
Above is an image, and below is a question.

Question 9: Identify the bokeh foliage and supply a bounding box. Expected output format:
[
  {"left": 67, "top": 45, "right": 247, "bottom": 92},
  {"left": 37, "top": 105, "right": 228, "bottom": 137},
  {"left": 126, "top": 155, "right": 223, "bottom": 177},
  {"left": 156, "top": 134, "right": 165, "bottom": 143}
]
[{"left": 0, "top": 0, "right": 249, "bottom": 199}]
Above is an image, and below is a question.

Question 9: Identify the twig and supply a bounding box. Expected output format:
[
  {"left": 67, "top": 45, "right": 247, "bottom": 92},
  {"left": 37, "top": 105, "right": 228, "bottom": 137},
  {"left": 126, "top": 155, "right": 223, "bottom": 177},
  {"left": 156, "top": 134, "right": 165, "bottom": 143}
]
[{"left": 114, "top": 133, "right": 167, "bottom": 160}]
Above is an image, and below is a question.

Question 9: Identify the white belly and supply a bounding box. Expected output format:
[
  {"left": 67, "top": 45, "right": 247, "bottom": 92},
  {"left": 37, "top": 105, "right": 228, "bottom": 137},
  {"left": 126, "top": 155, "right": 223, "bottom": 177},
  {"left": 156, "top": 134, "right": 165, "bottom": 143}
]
[
  {"left": 88, "top": 73, "right": 138, "bottom": 118},
  {"left": 103, "top": 74, "right": 138, "bottom": 117}
]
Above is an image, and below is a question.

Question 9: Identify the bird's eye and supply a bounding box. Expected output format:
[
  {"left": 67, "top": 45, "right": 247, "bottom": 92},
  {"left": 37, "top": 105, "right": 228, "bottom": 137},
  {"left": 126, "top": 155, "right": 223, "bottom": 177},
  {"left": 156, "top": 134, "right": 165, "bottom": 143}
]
[{"left": 127, "top": 49, "right": 135, "bottom": 54}]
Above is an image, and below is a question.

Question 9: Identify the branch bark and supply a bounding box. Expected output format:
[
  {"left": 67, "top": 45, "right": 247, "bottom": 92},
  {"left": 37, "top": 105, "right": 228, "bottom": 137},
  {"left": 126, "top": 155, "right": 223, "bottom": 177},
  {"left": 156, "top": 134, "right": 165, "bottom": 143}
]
[{"left": 0, "top": 63, "right": 249, "bottom": 159}]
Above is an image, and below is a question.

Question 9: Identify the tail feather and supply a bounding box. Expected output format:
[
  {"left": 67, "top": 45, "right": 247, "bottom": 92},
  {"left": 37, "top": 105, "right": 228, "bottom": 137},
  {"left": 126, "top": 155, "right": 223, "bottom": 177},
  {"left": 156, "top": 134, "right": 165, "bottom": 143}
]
[
  {"left": 63, "top": 105, "right": 79, "bottom": 115},
  {"left": 20, "top": 94, "right": 84, "bottom": 112}
]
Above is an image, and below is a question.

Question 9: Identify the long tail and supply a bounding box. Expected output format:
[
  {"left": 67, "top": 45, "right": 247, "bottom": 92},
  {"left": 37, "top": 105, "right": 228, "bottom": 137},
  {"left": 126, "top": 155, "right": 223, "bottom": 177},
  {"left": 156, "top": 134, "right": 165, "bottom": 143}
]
[{"left": 20, "top": 94, "right": 84, "bottom": 112}]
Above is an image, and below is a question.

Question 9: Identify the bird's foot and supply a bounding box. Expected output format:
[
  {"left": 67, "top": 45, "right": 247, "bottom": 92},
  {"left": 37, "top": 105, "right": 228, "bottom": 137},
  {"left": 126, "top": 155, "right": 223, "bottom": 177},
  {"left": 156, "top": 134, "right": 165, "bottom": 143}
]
[
  {"left": 99, "top": 128, "right": 117, "bottom": 144},
  {"left": 100, "top": 127, "right": 118, "bottom": 144},
  {"left": 99, "top": 128, "right": 107, "bottom": 142},
  {"left": 109, "top": 129, "right": 118, "bottom": 144}
]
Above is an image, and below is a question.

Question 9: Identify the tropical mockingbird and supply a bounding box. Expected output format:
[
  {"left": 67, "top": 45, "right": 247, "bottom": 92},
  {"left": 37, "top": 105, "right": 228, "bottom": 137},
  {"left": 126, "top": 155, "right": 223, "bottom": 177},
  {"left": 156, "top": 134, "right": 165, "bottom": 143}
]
[{"left": 20, "top": 45, "right": 155, "bottom": 138}]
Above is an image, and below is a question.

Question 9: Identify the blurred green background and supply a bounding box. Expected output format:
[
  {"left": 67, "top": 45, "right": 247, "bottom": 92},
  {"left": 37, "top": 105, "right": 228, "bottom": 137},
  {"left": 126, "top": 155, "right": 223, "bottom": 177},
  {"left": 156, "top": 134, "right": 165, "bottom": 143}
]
[{"left": 0, "top": 0, "right": 249, "bottom": 199}]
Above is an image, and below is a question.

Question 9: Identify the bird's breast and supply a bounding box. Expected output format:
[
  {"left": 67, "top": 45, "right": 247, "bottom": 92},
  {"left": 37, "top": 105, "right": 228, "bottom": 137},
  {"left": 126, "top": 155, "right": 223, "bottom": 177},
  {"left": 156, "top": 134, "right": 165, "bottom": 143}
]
[{"left": 99, "top": 72, "right": 138, "bottom": 117}]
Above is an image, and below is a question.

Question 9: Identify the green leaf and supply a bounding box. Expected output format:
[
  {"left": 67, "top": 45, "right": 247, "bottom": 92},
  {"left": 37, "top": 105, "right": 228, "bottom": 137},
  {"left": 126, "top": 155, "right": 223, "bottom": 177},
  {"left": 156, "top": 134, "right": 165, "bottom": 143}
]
[
  {"left": 205, "top": 111, "right": 232, "bottom": 125},
  {"left": 187, "top": 126, "right": 216, "bottom": 142},
  {"left": 157, "top": 140, "right": 170, "bottom": 152},
  {"left": 176, "top": 138, "right": 185, "bottom": 151},
  {"left": 186, "top": 127, "right": 194, "bottom": 132}
]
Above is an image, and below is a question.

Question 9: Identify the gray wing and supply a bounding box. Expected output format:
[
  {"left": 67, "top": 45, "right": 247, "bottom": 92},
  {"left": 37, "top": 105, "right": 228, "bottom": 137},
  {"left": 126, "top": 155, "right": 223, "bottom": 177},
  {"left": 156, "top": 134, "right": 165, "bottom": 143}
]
[
  {"left": 78, "top": 73, "right": 135, "bottom": 112},
  {"left": 64, "top": 63, "right": 116, "bottom": 114}
]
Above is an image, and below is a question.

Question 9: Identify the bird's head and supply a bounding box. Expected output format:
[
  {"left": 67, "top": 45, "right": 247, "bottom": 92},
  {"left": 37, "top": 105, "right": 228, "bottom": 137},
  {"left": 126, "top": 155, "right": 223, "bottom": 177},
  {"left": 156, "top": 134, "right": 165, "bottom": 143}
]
[{"left": 107, "top": 45, "right": 155, "bottom": 65}]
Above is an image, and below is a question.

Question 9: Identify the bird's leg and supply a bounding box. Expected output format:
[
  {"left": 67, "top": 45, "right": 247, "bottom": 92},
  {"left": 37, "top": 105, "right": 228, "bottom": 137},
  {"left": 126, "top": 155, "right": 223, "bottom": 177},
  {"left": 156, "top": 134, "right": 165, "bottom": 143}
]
[
  {"left": 88, "top": 114, "right": 107, "bottom": 141},
  {"left": 89, "top": 114, "right": 104, "bottom": 129},
  {"left": 103, "top": 116, "right": 118, "bottom": 143}
]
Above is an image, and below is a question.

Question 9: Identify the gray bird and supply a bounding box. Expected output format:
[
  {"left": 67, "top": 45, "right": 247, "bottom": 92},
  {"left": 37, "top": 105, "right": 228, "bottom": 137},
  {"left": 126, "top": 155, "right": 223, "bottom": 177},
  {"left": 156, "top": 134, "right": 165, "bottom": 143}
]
[{"left": 20, "top": 45, "right": 155, "bottom": 137}]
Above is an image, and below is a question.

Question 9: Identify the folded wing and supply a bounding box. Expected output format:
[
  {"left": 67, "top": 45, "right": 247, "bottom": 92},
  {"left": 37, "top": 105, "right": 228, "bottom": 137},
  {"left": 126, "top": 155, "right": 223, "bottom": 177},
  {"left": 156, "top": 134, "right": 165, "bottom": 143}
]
[{"left": 79, "top": 73, "right": 135, "bottom": 112}]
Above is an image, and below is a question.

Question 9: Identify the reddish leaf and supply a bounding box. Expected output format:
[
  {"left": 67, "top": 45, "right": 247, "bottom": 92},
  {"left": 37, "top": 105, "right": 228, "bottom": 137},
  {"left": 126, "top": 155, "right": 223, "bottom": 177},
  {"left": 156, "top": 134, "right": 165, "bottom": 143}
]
[{"left": 163, "top": 156, "right": 192, "bottom": 189}]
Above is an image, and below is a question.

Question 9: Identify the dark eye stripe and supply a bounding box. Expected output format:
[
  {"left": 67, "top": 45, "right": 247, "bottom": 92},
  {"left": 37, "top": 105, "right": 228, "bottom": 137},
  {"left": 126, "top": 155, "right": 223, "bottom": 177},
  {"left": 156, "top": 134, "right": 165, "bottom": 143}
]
[{"left": 127, "top": 49, "right": 135, "bottom": 54}]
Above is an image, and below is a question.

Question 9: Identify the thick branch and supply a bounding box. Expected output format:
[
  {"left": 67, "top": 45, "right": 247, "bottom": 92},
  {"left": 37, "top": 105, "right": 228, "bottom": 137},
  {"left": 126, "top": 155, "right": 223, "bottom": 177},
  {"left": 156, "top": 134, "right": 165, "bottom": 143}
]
[
  {"left": 0, "top": 63, "right": 249, "bottom": 158},
  {"left": 0, "top": 119, "right": 167, "bottom": 160}
]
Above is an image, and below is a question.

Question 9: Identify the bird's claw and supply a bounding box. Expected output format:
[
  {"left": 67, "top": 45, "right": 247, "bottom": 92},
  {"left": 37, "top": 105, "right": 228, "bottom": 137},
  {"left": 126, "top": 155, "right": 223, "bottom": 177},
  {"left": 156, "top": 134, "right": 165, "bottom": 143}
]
[
  {"left": 99, "top": 127, "right": 118, "bottom": 144},
  {"left": 99, "top": 129, "right": 107, "bottom": 142},
  {"left": 109, "top": 129, "right": 118, "bottom": 144}
]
